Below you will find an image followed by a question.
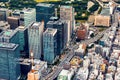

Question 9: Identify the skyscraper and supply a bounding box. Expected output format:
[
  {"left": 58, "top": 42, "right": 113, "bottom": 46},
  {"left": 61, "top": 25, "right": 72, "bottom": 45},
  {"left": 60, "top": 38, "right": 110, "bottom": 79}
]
[
  {"left": 63, "top": 20, "right": 71, "bottom": 47},
  {"left": 0, "top": 29, "right": 19, "bottom": 44},
  {"left": 0, "top": 42, "right": 20, "bottom": 80},
  {"left": 36, "top": 3, "right": 55, "bottom": 28},
  {"left": 46, "top": 18, "right": 64, "bottom": 54},
  {"left": 28, "top": 22, "right": 44, "bottom": 59},
  {"left": 43, "top": 28, "right": 57, "bottom": 64},
  {"left": 60, "top": 6, "right": 75, "bottom": 35},
  {"left": 12, "top": 8, "right": 36, "bottom": 27},
  {"left": 16, "top": 26, "right": 29, "bottom": 57}
]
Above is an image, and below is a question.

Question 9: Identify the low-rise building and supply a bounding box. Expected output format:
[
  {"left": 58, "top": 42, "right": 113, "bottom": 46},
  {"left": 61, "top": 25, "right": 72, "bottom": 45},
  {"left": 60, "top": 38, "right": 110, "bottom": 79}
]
[
  {"left": 27, "top": 59, "right": 47, "bottom": 80},
  {"left": 76, "top": 25, "right": 87, "bottom": 40},
  {"left": 0, "top": 21, "right": 10, "bottom": 32},
  {"left": 94, "top": 8, "right": 111, "bottom": 27},
  {"left": 57, "top": 69, "right": 74, "bottom": 80}
]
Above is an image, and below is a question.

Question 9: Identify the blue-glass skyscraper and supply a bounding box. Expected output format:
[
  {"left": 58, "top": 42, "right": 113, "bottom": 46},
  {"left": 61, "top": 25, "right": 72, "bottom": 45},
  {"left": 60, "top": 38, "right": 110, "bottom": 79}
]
[
  {"left": 36, "top": 3, "right": 55, "bottom": 28},
  {"left": 28, "top": 22, "right": 44, "bottom": 59},
  {"left": 16, "top": 26, "right": 29, "bottom": 58},
  {"left": 0, "top": 29, "right": 19, "bottom": 44},
  {"left": 43, "top": 28, "right": 57, "bottom": 64},
  {"left": 0, "top": 42, "right": 20, "bottom": 80},
  {"left": 0, "top": 29, "right": 29, "bottom": 57},
  {"left": 46, "top": 18, "right": 65, "bottom": 54}
]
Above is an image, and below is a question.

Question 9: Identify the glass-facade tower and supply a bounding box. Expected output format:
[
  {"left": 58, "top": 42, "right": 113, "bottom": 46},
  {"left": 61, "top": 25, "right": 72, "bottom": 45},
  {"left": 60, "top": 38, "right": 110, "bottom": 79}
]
[
  {"left": 28, "top": 22, "right": 44, "bottom": 59},
  {"left": 0, "top": 42, "right": 20, "bottom": 80},
  {"left": 36, "top": 3, "right": 55, "bottom": 28},
  {"left": 16, "top": 26, "right": 29, "bottom": 57},
  {"left": 43, "top": 28, "right": 57, "bottom": 64},
  {"left": 47, "top": 19, "right": 65, "bottom": 54}
]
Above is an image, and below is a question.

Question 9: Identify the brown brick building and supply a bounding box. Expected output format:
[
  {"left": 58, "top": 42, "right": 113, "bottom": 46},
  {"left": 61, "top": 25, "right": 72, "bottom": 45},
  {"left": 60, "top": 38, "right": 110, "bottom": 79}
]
[{"left": 76, "top": 25, "right": 87, "bottom": 40}]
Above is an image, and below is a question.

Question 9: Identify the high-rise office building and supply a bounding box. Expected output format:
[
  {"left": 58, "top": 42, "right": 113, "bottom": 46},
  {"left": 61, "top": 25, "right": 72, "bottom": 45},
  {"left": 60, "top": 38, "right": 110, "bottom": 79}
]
[
  {"left": 12, "top": 8, "right": 36, "bottom": 27},
  {"left": 0, "top": 8, "right": 9, "bottom": 21},
  {"left": 0, "top": 29, "right": 19, "bottom": 44},
  {"left": 60, "top": 6, "right": 75, "bottom": 35},
  {"left": 7, "top": 17, "right": 20, "bottom": 29},
  {"left": 16, "top": 26, "right": 29, "bottom": 57},
  {"left": 0, "top": 42, "right": 20, "bottom": 80},
  {"left": 28, "top": 22, "right": 44, "bottom": 59},
  {"left": 46, "top": 18, "right": 64, "bottom": 54},
  {"left": 43, "top": 28, "right": 57, "bottom": 64},
  {"left": 63, "top": 20, "right": 71, "bottom": 47},
  {"left": 36, "top": 3, "right": 55, "bottom": 28}
]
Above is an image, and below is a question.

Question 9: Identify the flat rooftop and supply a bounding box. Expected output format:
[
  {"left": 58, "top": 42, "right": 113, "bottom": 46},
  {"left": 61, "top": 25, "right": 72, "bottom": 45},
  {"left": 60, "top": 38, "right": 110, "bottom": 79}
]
[
  {"left": 19, "top": 58, "right": 31, "bottom": 65},
  {"left": 7, "top": 16, "right": 19, "bottom": 20},
  {"left": 19, "top": 58, "right": 47, "bottom": 70},
  {"left": 61, "top": 5, "right": 72, "bottom": 9},
  {"left": 0, "top": 42, "right": 18, "bottom": 50},
  {"left": 29, "top": 22, "right": 42, "bottom": 29},
  {"left": 47, "top": 20, "right": 64, "bottom": 25},
  {"left": 13, "top": 8, "right": 35, "bottom": 14},
  {"left": 36, "top": 3, "right": 54, "bottom": 7},
  {"left": 33, "top": 59, "right": 47, "bottom": 71},
  {"left": 0, "top": 29, "right": 18, "bottom": 39},
  {"left": 22, "top": 8, "right": 35, "bottom": 13},
  {"left": 44, "top": 28, "right": 57, "bottom": 36},
  {"left": 16, "top": 26, "right": 27, "bottom": 31},
  {"left": 100, "top": 8, "right": 110, "bottom": 16},
  {"left": 50, "top": 16, "right": 58, "bottom": 21}
]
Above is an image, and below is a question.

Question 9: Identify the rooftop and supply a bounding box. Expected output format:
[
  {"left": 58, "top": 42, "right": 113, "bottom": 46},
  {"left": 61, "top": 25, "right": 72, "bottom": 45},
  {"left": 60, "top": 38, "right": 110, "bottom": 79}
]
[
  {"left": 59, "top": 69, "right": 69, "bottom": 76},
  {"left": 36, "top": 3, "right": 54, "bottom": 7},
  {"left": 100, "top": 8, "right": 110, "bottom": 16},
  {"left": 44, "top": 28, "right": 57, "bottom": 36},
  {"left": 0, "top": 42, "right": 18, "bottom": 50},
  {"left": 17, "top": 26, "right": 26, "bottom": 31},
  {"left": 29, "top": 22, "right": 42, "bottom": 29},
  {"left": 50, "top": 16, "right": 58, "bottom": 21},
  {"left": 19, "top": 58, "right": 31, "bottom": 65},
  {"left": 7, "top": 16, "right": 19, "bottom": 20},
  {"left": 22, "top": 8, "right": 35, "bottom": 13},
  {"left": 61, "top": 5, "right": 72, "bottom": 9},
  {"left": 0, "top": 29, "right": 18, "bottom": 39},
  {"left": 47, "top": 19, "right": 64, "bottom": 25},
  {"left": 13, "top": 8, "right": 35, "bottom": 14}
]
